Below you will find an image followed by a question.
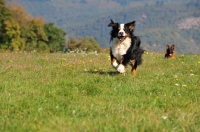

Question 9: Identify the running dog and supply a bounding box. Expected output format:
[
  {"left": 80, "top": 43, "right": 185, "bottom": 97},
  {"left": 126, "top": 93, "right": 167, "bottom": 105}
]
[{"left": 108, "top": 19, "right": 145, "bottom": 75}]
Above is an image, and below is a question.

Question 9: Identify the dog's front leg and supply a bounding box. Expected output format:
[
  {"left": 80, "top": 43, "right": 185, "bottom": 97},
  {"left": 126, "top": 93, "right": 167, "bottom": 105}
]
[
  {"left": 110, "top": 49, "right": 119, "bottom": 68},
  {"left": 111, "top": 58, "right": 119, "bottom": 68},
  {"left": 117, "top": 60, "right": 125, "bottom": 74}
]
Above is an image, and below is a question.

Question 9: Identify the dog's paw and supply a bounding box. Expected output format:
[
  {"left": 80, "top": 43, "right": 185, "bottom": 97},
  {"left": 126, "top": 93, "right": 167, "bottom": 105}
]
[
  {"left": 117, "top": 64, "right": 125, "bottom": 74},
  {"left": 112, "top": 60, "right": 119, "bottom": 67}
]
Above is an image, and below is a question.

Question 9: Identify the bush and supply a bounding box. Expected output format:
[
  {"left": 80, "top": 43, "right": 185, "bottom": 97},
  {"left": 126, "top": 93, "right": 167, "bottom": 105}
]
[{"left": 67, "top": 36, "right": 100, "bottom": 52}]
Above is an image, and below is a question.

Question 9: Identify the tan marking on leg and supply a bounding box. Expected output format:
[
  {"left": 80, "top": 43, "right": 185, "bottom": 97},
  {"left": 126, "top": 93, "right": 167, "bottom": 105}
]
[
  {"left": 131, "top": 60, "right": 136, "bottom": 75},
  {"left": 111, "top": 58, "right": 116, "bottom": 64},
  {"left": 132, "top": 69, "right": 136, "bottom": 75}
]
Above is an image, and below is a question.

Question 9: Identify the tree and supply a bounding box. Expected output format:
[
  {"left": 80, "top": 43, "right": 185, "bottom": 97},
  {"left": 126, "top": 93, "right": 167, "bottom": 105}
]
[
  {"left": 6, "top": 3, "right": 32, "bottom": 27},
  {"left": 0, "top": 1, "right": 66, "bottom": 52},
  {"left": 3, "top": 19, "right": 25, "bottom": 50},
  {"left": 24, "top": 18, "right": 49, "bottom": 51},
  {"left": 83, "top": 36, "right": 100, "bottom": 52},
  {"left": 0, "top": 1, "right": 25, "bottom": 51},
  {"left": 0, "top": 0, "right": 5, "bottom": 6},
  {"left": 44, "top": 23, "right": 66, "bottom": 52}
]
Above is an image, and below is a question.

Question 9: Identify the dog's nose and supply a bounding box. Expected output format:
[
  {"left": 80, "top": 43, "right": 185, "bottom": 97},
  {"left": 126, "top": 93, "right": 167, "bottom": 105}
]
[{"left": 119, "top": 32, "right": 123, "bottom": 35}]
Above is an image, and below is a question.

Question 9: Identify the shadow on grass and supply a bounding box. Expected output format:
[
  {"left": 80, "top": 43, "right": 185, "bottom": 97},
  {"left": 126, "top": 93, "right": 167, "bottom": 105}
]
[{"left": 87, "top": 70, "right": 120, "bottom": 76}]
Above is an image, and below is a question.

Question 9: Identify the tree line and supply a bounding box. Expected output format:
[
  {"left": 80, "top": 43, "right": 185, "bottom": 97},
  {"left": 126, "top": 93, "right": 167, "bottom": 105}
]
[{"left": 0, "top": 0, "right": 100, "bottom": 53}]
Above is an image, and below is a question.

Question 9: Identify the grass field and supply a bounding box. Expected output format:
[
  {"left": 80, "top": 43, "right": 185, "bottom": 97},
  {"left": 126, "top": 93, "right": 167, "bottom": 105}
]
[{"left": 0, "top": 52, "right": 200, "bottom": 132}]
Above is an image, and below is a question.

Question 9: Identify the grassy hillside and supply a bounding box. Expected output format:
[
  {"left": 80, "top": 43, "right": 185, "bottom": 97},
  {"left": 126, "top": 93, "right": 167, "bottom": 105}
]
[
  {"left": 0, "top": 52, "right": 200, "bottom": 131},
  {"left": 6, "top": 0, "right": 200, "bottom": 54}
]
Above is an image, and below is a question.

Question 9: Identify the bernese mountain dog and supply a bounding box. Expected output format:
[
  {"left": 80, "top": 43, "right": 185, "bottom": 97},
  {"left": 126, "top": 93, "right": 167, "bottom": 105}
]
[
  {"left": 108, "top": 19, "right": 145, "bottom": 75},
  {"left": 165, "top": 44, "right": 175, "bottom": 58}
]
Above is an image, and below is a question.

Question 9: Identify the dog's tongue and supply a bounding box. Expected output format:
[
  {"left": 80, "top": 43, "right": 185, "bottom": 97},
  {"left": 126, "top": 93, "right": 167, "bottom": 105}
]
[{"left": 119, "top": 36, "right": 125, "bottom": 41}]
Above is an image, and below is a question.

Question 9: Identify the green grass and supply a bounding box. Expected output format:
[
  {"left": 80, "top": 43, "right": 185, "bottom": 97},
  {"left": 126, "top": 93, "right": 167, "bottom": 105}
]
[{"left": 0, "top": 52, "right": 200, "bottom": 132}]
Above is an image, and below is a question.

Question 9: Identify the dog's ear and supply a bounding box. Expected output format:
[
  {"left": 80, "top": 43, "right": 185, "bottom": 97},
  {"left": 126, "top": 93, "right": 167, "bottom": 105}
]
[
  {"left": 108, "top": 19, "right": 114, "bottom": 27},
  {"left": 126, "top": 21, "right": 135, "bottom": 31},
  {"left": 108, "top": 19, "right": 118, "bottom": 27},
  {"left": 166, "top": 44, "right": 169, "bottom": 49},
  {"left": 171, "top": 44, "right": 175, "bottom": 50}
]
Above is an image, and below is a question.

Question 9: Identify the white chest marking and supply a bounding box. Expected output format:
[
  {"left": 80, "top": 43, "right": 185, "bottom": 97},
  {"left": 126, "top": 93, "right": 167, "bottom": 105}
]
[{"left": 111, "top": 37, "right": 131, "bottom": 62}]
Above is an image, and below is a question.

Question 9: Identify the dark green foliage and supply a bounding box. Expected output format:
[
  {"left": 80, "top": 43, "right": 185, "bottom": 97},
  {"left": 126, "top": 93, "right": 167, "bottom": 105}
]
[
  {"left": 0, "top": 0, "right": 13, "bottom": 48},
  {"left": 44, "top": 23, "right": 66, "bottom": 53}
]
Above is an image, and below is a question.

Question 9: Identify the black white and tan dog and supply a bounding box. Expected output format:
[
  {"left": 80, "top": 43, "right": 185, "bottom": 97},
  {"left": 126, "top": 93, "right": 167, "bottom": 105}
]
[
  {"left": 165, "top": 44, "right": 175, "bottom": 58},
  {"left": 108, "top": 19, "right": 145, "bottom": 75}
]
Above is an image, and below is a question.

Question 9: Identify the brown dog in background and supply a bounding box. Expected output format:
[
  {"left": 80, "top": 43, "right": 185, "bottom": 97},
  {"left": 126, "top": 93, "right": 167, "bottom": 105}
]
[{"left": 165, "top": 44, "right": 175, "bottom": 58}]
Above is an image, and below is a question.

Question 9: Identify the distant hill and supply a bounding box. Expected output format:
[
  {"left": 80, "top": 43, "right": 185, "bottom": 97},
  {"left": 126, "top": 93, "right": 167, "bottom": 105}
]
[{"left": 7, "top": 0, "right": 200, "bottom": 54}]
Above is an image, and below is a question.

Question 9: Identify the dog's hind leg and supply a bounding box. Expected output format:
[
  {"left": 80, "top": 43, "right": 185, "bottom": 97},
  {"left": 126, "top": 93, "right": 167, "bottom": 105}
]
[{"left": 130, "top": 60, "right": 137, "bottom": 75}]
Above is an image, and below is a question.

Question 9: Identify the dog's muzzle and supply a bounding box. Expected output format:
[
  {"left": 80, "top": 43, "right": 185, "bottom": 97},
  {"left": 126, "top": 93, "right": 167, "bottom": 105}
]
[{"left": 118, "top": 31, "right": 126, "bottom": 41}]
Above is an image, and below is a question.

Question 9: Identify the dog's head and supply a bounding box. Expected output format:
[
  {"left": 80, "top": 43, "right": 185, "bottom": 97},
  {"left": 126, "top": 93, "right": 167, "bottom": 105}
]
[
  {"left": 171, "top": 44, "right": 175, "bottom": 53},
  {"left": 165, "top": 44, "right": 175, "bottom": 58},
  {"left": 108, "top": 19, "right": 135, "bottom": 42}
]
